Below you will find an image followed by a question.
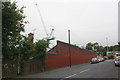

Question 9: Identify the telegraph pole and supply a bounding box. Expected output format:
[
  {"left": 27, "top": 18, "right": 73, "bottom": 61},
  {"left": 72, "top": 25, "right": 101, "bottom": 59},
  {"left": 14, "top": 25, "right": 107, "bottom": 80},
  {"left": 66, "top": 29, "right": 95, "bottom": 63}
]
[
  {"left": 68, "top": 30, "right": 71, "bottom": 67},
  {"left": 106, "top": 37, "right": 108, "bottom": 51},
  {"left": 118, "top": 41, "right": 120, "bottom": 50}
]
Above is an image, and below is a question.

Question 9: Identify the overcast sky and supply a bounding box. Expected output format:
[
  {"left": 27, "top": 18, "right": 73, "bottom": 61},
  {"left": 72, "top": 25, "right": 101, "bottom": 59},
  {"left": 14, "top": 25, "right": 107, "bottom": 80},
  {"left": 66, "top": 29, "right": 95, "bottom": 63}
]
[{"left": 16, "top": 0, "right": 119, "bottom": 48}]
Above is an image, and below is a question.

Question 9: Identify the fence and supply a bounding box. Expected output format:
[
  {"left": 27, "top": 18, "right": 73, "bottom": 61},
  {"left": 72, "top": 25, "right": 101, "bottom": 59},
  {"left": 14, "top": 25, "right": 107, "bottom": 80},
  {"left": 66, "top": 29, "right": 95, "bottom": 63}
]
[
  {"left": 2, "top": 59, "right": 44, "bottom": 78},
  {"left": 2, "top": 60, "right": 18, "bottom": 78},
  {"left": 21, "top": 59, "right": 44, "bottom": 75},
  {"left": 2, "top": 55, "right": 96, "bottom": 78}
]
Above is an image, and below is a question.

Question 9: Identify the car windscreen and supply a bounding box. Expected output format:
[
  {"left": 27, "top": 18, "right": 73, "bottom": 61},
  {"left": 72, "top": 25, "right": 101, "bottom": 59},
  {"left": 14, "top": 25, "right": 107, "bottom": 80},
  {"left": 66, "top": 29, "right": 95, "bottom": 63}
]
[
  {"left": 116, "top": 58, "right": 120, "bottom": 61},
  {"left": 92, "top": 58, "right": 97, "bottom": 60}
]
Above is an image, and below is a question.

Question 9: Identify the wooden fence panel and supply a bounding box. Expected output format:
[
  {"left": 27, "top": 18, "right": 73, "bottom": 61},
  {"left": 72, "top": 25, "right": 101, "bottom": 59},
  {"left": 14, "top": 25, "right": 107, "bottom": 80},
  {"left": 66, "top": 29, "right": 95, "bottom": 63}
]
[{"left": 2, "top": 60, "right": 18, "bottom": 78}]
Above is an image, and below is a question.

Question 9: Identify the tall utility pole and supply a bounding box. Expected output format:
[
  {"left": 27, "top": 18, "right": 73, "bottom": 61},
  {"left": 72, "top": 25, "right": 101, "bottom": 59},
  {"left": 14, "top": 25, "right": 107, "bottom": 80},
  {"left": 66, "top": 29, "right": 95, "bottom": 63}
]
[
  {"left": 118, "top": 2, "right": 120, "bottom": 51},
  {"left": 118, "top": 41, "right": 120, "bottom": 50},
  {"left": 68, "top": 30, "right": 71, "bottom": 67},
  {"left": 106, "top": 37, "right": 108, "bottom": 51}
]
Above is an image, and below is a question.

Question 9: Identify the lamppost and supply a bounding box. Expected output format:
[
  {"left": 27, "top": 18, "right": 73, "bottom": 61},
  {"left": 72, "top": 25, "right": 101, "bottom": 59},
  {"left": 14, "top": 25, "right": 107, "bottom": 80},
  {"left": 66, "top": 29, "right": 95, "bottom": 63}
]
[
  {"left": 68, "top": 30, "right": 71, "bottom": 67},
  {"left": 16, "top": 45, "right": 20, "bottom": 75},
  {"left": 106, "top": 37, "right": 108, "bottom": 52}
]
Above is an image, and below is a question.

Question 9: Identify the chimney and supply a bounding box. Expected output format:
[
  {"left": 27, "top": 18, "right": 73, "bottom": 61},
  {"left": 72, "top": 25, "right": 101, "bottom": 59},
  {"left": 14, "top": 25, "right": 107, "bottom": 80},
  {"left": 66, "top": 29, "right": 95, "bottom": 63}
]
[{"left": 28, "top": 33, "right": 34, "bottom": 43}]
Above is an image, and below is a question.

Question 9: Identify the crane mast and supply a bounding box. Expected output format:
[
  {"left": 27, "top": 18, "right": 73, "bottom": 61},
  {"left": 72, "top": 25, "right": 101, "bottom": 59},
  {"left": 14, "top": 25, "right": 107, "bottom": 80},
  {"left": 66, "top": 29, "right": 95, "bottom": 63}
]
[
  {"left": 35, "top": 3, "right": 55, "bottom": 42},
  {"left": 35, "top": 3, "right": 48, "bottom": 36}
]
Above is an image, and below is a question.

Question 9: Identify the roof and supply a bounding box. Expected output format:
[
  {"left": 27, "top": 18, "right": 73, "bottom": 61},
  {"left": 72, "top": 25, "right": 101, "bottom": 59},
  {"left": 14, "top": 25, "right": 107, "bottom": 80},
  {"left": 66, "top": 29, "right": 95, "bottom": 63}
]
[
  {"left": 48, "top": 40, "right": 95, "bottom": 54},
  {"left": 57, "top": 40, "right": 89, "bottom": 51}
]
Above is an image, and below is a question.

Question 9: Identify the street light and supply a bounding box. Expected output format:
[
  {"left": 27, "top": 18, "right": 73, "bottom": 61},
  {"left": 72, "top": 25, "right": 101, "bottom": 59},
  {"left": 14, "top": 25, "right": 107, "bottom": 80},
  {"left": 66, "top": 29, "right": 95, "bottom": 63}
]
[
  {"left": 16, "top": 45, "right": 20, "bottom": 75},
  {"left": 106, "top": 37, "right": 108, "bottom": 51},
  {"left": 68, "top": 30, "right": 71, "bottom": 67}
]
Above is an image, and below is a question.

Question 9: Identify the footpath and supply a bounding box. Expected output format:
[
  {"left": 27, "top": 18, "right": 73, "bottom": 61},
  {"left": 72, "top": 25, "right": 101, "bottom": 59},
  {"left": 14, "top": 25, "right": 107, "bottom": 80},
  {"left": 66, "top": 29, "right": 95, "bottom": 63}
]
[{"left": 17, "top": 62, "right": 90, "bottom": 78}]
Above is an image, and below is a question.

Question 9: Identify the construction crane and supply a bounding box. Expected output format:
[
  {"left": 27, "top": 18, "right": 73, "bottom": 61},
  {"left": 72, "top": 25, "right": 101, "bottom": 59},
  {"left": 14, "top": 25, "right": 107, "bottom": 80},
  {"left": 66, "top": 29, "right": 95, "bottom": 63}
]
[{"left": 35, "top": 3, "right": 55, "bottom": 43}]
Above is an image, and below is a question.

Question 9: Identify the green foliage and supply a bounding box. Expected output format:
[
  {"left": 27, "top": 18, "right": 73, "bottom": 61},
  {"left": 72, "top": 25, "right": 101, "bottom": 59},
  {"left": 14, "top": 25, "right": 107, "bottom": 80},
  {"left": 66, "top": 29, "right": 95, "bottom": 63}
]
[
  {"left": 20, "top": 36, "right": 35, "bottom": 60},
  {"left": 86, "top": 42, "right": 99, "bottom": 51},
  {"left": 86, "top": 42, "right": 93, "bottom": 50},
  {"left": 2, "top": 1, "right": 26, "bottom": 60},
  {"left": 86, "top": 42, "right": 119, "bottom": 56},
  {"left": 34, "top": 40, "right": 48, "bottom": 66},
  {"left": 2, "top": 1, "right": 49, "bottom": 69},
  {"left": 108, "top": 55, "right": 114, "bottom": 59},
  {"left": 108, "top": 45, "right": 119, "bottom": 51},
  {"left": 35, "top": 40, "right": 48, "bottom": 59},
  {"left": 19, "top": 39, "right": 49, "bottom": 66}
]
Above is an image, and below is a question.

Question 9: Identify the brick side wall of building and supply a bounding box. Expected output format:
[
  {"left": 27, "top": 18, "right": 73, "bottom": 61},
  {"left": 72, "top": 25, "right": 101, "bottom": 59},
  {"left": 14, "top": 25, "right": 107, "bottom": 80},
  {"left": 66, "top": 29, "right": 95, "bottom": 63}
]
[
  {"left": 45, "top": 55, "right": 69, "bottom": 69},
  {"left": 45, "top": 40, "right": 97, "bottom": 69}
]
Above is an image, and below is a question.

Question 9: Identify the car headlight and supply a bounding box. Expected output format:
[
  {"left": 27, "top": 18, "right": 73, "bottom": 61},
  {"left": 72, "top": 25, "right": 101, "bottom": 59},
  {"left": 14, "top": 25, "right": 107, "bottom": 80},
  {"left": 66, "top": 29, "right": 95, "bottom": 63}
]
[{"left": 115, "top": 61, "right": 117, "bottom": 63}]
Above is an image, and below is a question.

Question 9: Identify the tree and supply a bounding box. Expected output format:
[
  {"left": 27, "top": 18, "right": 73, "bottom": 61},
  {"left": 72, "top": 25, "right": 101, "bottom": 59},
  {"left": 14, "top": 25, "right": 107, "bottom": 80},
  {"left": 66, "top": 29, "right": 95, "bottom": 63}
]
[
  {"left": 86, "top": 42, "right": 119, "bottom": 56},
  {"left": 2, "top": 1, "right": 26, "bottom": 60},
  {"left": 108, "top": 45, "right": 119, "bottom": 51},
  {"left": 86, "top": 42, "right": 93, "bottom": 50},
  {"left": 86, "top": 42, "right": 105, "bottom": 56},
  {"left": 92, "top": 42, "right": 99, "bottom": 52},
  {"left": 20, "top": 36, "right": 35, "bottom": 60},
  {"left": 35, "top": 40, "right": 48, "bottom": 67}
]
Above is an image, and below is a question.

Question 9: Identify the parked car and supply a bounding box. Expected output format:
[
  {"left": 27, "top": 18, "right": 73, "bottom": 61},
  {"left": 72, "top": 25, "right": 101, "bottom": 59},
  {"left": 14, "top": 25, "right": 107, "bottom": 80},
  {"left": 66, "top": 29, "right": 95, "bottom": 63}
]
[
  {"left": 97, "top": 57, "right": 103, "bottom": 62},
  {"left": 91, "top": 58, "right": 99, "bottom": 64},
  {"left": 114, "top": 56, "right": 120, "bottom": 66},
  {"left": 101, "top": 57, "right": 105, "bottom": 61},
  {"left": 116, "top": 56, "right": 120, "bottom": 59}
]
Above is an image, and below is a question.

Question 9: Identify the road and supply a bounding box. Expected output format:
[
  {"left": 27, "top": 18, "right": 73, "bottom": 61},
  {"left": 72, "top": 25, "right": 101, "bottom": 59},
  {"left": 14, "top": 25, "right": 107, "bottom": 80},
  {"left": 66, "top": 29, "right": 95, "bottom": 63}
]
[{"left": 18, "top": 59, "right": 119, "bottom": 78}]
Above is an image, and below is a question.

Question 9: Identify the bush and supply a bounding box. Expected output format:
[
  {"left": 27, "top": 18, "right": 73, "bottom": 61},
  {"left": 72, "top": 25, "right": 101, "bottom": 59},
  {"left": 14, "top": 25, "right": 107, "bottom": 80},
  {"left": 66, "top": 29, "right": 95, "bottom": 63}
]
[{"left": 108, "top": 55, "right": 114, "bottom": 59}]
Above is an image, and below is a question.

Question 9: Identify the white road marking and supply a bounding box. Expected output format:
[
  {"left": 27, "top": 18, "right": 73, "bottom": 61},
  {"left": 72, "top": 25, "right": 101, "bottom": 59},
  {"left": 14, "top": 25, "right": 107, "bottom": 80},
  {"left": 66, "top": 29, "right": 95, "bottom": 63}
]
[
  {"left": 80, "top": 68, "right": 90, "bottom": 73},
  {"left": 60, "top": 74, "right": 77, "bottom": 80},
  {"left": 61, "top": 68, "right": 90, "bottom": 80},
  {"left": 65, "top": 74, "right": 76, "bottom": 78}
]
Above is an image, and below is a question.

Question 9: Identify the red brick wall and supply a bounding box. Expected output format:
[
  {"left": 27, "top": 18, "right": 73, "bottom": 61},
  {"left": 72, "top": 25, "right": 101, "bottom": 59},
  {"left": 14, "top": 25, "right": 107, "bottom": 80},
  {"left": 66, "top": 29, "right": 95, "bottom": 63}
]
[
  {"left": 45, "top": 41, "right": 97, "bottom": 69},
  {"left": 45, "top": 55, "right": 69, "bottom": 69}
]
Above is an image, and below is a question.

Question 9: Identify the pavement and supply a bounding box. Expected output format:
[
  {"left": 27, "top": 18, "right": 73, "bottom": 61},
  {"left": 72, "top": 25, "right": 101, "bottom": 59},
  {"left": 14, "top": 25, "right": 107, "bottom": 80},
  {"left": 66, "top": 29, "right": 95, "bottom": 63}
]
[
  {"left": 0, "top": 59, "right": 2, "bottom": 79},
  {"left": 17, "top": 59, "right": 120, "bottom": 78}
]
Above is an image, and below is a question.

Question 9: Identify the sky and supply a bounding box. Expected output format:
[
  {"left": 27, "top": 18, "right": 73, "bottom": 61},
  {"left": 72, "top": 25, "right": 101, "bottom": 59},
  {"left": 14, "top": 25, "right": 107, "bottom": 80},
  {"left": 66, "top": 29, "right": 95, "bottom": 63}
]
[{"left": 15, "top": 0, "right": 119, "bottom": 48}]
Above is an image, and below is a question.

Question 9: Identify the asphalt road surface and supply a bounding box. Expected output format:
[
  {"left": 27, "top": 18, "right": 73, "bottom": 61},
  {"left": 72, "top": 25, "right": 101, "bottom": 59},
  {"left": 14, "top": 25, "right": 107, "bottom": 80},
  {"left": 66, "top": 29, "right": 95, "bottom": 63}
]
[{"left": 18, "top": 59, "right": 119, "bottom": 78}]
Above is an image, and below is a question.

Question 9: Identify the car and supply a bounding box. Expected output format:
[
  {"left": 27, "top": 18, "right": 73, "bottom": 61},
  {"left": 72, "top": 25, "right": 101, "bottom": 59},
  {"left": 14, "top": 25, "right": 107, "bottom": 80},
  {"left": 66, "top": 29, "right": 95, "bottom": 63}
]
[
  {"left": 116, "top": 56, "right": 120, "bottom": 59},
  {"left": 100, "top": 57, "right": 104, "bottom": 62},
  {"left": 97, "top": 57, "right": 103, "bottom": 62},
  {"left": 101, "top": 57, "right": 105, "bottom": 61},
  {"left": 91, "top": 58, "right": 99, "bottom": 64},
  {"left": 114, "top": 56, "right": 120, "bottom": 66},
  {"left": 113, "top": 51, "right": 120, "bottom": 59}
]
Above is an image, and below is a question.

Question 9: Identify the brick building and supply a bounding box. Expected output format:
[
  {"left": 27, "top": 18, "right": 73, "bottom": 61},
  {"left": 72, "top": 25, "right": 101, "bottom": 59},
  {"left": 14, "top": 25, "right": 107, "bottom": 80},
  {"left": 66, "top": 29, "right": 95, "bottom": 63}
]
[{"left": 45, "top": 40, "right": 97, "bottom": 69}]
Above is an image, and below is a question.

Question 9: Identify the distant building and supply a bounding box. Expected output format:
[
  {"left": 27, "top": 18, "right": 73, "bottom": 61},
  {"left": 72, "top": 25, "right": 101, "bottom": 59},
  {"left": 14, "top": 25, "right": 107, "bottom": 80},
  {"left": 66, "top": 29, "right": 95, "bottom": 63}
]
[
  {"left": 106, "top": 51, "right": 114, "bottom": 56},
  {"left": 113, "top": 51, "right": 120, "bottom": 54}
]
